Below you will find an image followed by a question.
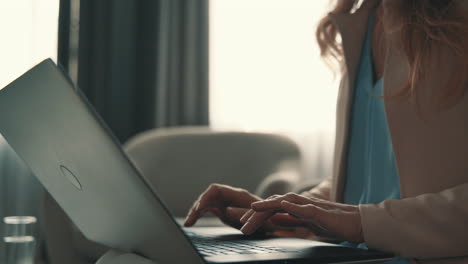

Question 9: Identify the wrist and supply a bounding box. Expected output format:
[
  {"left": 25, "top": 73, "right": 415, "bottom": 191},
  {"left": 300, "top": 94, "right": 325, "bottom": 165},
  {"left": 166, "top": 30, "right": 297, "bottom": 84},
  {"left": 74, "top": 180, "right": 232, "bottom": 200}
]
[{"left": 352, "top": 207, "right": 364, "bottom": 243}]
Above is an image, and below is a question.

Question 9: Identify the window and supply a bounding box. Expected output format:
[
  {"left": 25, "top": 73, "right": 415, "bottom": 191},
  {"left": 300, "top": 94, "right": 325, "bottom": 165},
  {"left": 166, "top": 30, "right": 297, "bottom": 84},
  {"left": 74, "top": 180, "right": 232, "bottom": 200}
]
[
  {"left": 0, "top": 1, "right": 59, "bottom": 88},
  {"left": 210, "top": 0, "right": 339, "bottom": 181}
]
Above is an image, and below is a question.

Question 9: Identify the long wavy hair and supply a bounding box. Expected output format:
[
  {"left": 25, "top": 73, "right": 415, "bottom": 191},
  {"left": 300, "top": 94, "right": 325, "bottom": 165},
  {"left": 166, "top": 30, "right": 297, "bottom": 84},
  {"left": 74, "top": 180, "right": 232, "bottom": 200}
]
[{"left": 317, "top": 0, "right": 468, "bottom": 109}]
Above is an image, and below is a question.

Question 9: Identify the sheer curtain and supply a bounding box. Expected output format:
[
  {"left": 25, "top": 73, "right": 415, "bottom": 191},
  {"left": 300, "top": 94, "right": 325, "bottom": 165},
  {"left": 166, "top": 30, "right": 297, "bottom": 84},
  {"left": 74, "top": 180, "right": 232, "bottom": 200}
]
[
  {"left": 210, "top": 0, "right": 338, "bottom": 184},
  {"left": 0, "top": 0, "right": 59, "bottom": 258}
]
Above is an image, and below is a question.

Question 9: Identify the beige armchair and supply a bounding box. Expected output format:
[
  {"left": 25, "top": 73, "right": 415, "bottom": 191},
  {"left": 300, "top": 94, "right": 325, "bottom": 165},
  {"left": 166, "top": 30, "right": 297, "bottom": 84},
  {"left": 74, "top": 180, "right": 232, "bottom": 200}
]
[
  {"left": 124, "top": 127, "right": 303, "bottom": 217},
  {"left": 40, "top": 127, "right": 303, "bottom": 263}
]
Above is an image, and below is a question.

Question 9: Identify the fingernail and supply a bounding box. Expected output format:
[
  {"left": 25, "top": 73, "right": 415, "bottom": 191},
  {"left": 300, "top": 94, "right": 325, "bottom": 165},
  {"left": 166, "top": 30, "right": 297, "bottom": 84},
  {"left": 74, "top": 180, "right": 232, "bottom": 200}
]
[
  {"left": 240, "top": 224, "right": 250, "bottom": 234},
  {"left": 240, "top": 215, "right": 248, "bottom": 224}
]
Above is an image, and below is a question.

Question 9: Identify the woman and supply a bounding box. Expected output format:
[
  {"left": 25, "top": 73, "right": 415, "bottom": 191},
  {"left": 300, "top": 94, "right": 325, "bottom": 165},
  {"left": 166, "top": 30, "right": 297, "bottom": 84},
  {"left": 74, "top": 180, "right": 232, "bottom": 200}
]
[{"left": 185, "top": 0, "right": 468, "bottom": 263}]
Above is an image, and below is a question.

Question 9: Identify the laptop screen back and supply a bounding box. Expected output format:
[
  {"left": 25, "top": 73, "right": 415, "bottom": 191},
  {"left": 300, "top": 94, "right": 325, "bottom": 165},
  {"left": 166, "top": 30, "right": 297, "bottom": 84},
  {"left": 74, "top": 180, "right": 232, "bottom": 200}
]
[{"left": 0, "top": 59, "right": 204, "bottom": 263}]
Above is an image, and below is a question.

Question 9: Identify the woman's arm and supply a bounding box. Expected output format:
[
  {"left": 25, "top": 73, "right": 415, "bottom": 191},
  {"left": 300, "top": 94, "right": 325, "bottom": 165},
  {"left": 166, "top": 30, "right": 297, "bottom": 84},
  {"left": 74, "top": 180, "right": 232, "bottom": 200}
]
[
  {"left": 360, "top": 182, "right": 468, "bottom": 259},
  {"left": 241, "top": 183, "right": 468, "bottom": 261}
]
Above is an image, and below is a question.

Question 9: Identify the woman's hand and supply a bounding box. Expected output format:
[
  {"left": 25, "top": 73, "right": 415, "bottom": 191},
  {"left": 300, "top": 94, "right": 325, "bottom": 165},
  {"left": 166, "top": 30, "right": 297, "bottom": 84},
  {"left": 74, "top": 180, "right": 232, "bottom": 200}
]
[
  {"left": 184, "top": 184, "right": 261, "bottom": 229},
  {"left": 239, "top": 193, "right": 364, "bottom": 243},
  {"left": 184, "top": 184, "right": 311, "bottom": 235}
]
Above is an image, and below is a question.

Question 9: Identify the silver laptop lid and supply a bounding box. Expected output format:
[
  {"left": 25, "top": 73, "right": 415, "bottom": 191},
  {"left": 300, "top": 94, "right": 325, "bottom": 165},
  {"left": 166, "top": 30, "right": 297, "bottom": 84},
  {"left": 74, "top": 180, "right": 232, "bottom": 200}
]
[{"left": 0, "top": 59, "right": 204, "bottom": 263}]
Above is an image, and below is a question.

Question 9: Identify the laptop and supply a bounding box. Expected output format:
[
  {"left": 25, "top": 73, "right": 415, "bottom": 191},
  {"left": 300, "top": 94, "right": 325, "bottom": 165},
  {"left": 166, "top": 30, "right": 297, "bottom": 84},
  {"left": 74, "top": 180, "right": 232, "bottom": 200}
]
[{"left": 0, "top": 59, "right": 392, "bottom": 264}]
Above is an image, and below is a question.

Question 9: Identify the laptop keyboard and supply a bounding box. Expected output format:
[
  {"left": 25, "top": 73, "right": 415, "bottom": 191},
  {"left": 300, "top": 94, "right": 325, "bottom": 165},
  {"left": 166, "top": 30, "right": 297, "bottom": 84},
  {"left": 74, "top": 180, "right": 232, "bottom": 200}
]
[{"left": 186, "top": 231, "right": 300, "bottom": 256}]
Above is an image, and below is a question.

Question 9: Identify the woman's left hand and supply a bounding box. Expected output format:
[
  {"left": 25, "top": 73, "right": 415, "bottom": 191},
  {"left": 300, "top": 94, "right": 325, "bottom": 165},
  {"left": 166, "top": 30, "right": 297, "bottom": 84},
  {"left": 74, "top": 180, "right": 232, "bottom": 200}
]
[{"left": 239, "top": 193, "right": 364, "bottom": 243}]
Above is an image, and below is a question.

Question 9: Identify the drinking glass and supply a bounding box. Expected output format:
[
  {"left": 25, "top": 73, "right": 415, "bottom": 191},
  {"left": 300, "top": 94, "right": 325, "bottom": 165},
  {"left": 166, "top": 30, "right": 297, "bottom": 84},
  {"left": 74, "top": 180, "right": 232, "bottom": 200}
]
[{"left": 2, "top": 216, "right": 37, "bottom": 264}]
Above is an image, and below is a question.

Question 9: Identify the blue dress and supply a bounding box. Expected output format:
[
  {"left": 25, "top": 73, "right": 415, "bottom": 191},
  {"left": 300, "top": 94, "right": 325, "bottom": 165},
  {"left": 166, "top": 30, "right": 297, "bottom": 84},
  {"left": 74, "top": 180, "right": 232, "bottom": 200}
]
[{"left": 342, "top": 11, "right": 410, "bottom": 264}]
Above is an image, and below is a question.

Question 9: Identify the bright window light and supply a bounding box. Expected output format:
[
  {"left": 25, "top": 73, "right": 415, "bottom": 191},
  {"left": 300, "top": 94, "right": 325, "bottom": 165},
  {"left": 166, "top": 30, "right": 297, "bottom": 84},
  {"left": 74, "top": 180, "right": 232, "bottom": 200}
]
[
  {"left": 209, "top": 0, "right": 339, "bottom": 181},
  {"left": 0, "top": 0, "right": 59, "bottom": 89}
]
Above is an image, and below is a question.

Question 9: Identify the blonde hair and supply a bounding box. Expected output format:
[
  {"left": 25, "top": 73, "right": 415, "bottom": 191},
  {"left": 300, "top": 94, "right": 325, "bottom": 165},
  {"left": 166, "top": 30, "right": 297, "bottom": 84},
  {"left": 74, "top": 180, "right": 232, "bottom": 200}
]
[{"left": 316, "top": 0, "right": 468, "bottom": 109}]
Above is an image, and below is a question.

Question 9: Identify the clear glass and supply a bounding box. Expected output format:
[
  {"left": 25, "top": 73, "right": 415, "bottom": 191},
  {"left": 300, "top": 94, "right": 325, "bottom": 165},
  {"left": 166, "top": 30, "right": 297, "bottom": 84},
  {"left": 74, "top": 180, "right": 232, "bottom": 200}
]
[{"left": 2, "top": 216, "right": 37, "bottom": 264}]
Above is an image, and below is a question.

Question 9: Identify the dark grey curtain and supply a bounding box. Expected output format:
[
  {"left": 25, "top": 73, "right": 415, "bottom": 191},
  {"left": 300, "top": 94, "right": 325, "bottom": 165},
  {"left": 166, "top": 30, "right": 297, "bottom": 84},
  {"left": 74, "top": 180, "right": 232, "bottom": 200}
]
[{"left": 77, "top": 0, "right": 209, "bottom": 143}]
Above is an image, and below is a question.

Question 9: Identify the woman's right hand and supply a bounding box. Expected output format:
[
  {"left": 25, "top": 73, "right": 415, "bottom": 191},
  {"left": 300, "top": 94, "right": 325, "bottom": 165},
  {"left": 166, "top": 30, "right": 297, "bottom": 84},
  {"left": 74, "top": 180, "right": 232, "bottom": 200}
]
[{"left": 184, "top": 184, "right": 261, "bottom": 229}]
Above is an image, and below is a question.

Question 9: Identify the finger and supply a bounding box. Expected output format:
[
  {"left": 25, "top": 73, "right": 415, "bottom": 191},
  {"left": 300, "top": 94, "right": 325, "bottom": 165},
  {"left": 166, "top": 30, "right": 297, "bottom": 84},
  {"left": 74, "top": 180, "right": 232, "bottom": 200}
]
[
  {"left": 185, "top": 203, "right": 212, "bottom": 227},
  {"left": 195, "top": 185, "right": 222, "bottom": 213},
  {"left": 251, "top": 193, "right": 311, "bottom": 211},
  {"left": 184, "top": 200, "right": 201, "bottom": 227},
  {"left": 272, "top": 203, "right": 339, "bottom": 239},
  {"left": 211, "top": 207, "right": 247, "bottom": 229},
  {"left": 240, "top": 211, "right": 275, "bottom": 235},
  {"left": 240, "top": 209, "right": 255, "bottom": 224},
  {"left": 256, "top": 194, "right": 355, "bottom": 212},
  {"left": 280, "top": 200, "right": 327, "bottom": 223},
  {"left": 225, "top": 207, "right": 248, "bottom": 221},
  {"left": 268, "top": 213, "right": 333, "bottom": 238},
  {"left": 306, "top": 197, "right": 357, "bottom": 211},
  {"left": 185, "top": 183, "right": 262, "bottom": 227},
  {"left": 268, "top": 213, "right": 308, "bottom": 227},
  {"left": 185, "top": 185, "right": 225, "bottom": 227},
  {"left": 197, "top": 184, "right": 258, "bottom": 214},
  {"left": 209, "top": 207, "right": 223, "bottom": 218},
  {"left": 187, "top": 205, "right": 250, "bottom": 228},
  {"left": 265, "top": 194, "right": 282, "bottom": 200}
]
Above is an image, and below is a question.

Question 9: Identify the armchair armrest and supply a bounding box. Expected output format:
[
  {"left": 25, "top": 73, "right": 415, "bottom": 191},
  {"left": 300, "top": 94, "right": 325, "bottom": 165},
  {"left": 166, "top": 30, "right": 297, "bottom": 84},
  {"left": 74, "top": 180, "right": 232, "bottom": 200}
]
[{"left": 254, "top": 160, "right": 302, "bottom": 198}]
